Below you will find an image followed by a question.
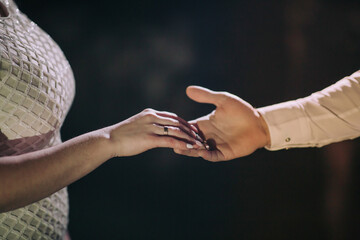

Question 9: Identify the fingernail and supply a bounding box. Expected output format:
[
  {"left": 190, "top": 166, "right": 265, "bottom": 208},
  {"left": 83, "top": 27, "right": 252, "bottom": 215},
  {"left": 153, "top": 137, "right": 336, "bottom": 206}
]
[
  {"left": 186, "top": 143, "right": 194, "bottom": 149},
  {"left": 205, "top": 144, "right": 210, "bottom": 151},
  {"left": 195, "top": 133, "right": 203, "bottom": 142},
  {"left": 196, "top": 141, "right": 203, "bottom": 147},
  {"left": 191, "top": 130, "right": 197, "bottom": 138}
]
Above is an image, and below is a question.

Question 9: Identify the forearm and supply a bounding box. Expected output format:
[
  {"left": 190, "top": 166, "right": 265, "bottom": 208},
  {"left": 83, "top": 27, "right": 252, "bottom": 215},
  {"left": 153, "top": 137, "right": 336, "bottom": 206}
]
[
  {"left": 0, "top": 128, "right": 114, "bottom": 212},
  {"left": 258, "top": 70, "right": 360, "bottom": 150}
]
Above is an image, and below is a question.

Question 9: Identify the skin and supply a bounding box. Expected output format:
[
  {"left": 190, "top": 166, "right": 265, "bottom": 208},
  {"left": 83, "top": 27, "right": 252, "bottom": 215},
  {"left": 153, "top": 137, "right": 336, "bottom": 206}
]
[
  {"left": 0, "top": 108, "right": 201, "bottom": 212},
  {"left": 174, "top": 86, "right": 271, "bottom": 162}
]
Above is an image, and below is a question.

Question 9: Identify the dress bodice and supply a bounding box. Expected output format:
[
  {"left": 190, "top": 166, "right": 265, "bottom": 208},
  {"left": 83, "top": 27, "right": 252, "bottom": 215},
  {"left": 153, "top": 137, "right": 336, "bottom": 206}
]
[
  {"left": 0, "top": 1, "right": 75, "bottom": 239},
  {"left": 0, "top": 0, "right": 75, "bottom": 156}
]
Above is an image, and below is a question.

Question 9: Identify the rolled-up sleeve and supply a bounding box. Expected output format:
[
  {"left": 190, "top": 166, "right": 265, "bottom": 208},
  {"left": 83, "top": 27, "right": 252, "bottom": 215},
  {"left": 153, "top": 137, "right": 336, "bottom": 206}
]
[{"left": 257, "top": 70, "right": 360, "bottom": 151}]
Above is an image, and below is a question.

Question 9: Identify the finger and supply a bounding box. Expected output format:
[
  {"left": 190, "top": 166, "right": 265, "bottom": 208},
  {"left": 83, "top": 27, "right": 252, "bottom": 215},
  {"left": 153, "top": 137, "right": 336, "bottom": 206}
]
[
  {"left": 153, "top": 124, "right": 195, "bottom": 143},
  {"left": 155, "top": 110, "right": 178, "bottom": 118},
  {"left": 173, "top": 148, "right": 200, "bottom": 157},
  {"left": 153, "top": 124, "right": 204, "bottom": 149},
  {"left": 173, "top": 148, "right": 211, "bottom": 156},
  {"left": 151, "top": 136, "right": 198, "bottom": 150},
  {"left": 174, "top": 149, "right": 222, "bottom": 162},
  {"left": 156, "top": 112, "right": 197, "bottom": 135},
  {"left": 186, "top": 86, "right": 224, "bottom": 106},
  {"left": 156, "top": 111, "right": 199, "bottom": 134},
  {"left": 186, "top": 122, "right": 207, "bottom": 144},
  {"left": 151, "top": 114, "right": 199, "bottom": 141}
]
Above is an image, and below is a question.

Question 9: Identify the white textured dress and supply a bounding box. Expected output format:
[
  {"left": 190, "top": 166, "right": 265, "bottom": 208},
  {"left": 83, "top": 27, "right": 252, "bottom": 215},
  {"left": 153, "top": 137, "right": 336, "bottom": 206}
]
[{"left": 0, "top": 0, "right": 75, "bottom": 239}]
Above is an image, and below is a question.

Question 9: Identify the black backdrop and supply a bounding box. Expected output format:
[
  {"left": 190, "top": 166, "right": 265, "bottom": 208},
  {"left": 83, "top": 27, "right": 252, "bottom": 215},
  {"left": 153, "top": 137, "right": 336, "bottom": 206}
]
[{"left": 15, "top": 0, "right": 360, "bottom": 239}]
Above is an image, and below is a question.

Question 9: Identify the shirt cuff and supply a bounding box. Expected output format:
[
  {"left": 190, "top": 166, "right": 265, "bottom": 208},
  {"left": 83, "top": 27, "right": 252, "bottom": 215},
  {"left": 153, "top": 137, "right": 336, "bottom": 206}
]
[{"left": 257, "top": 100, "right": 312, "bottom": 151}]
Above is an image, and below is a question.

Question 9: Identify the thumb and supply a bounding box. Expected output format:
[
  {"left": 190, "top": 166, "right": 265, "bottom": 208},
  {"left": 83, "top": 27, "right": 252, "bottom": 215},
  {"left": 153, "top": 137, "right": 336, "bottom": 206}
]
[{"left": 186, "top": 86, "right": 224, "bottom": 106}]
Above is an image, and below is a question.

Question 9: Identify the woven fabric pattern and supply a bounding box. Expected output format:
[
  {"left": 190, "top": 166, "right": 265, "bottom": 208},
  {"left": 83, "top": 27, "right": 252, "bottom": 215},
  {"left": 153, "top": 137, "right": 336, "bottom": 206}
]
[{"left": 0, "top": 0, "right": 75, "bottom": 239}]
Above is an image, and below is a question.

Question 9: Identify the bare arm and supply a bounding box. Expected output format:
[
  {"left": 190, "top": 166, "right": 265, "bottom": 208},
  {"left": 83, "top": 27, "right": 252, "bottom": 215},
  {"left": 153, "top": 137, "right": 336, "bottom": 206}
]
[
  {"left": 0, "top": 129, "right": 112, "bottom": 212},
  {"left": 0, "top": 109, "right": 201, "bottom": 212}
]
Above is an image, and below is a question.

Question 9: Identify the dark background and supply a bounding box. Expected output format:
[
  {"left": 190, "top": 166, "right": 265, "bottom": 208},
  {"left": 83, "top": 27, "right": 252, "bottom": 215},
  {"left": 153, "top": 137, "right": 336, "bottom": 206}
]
[{"left": 16, "top": 0, "right": 360, "bottom": 239}]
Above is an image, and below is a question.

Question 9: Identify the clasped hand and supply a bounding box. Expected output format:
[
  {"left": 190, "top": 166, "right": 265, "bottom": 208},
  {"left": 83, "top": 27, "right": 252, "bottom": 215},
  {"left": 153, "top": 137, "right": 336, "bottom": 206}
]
[
  {"left": 110, "top": 86, "right": 270, "bottom": 161},
  {"left": 105, "top": 109, "right": 204, "bottom": 157}
]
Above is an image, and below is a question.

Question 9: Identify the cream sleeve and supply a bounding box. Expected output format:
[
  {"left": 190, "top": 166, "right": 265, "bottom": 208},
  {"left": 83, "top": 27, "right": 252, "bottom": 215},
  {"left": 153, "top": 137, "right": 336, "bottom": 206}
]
[{"left": 257, "top": 70, "right": 360, "bottom": 150}]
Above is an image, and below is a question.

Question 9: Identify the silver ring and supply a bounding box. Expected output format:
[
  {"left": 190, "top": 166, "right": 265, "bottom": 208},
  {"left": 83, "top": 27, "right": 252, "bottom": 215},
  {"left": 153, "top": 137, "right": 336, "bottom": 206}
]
[{"left": 163, "top": 126, "right": 169, "bottom": 135}]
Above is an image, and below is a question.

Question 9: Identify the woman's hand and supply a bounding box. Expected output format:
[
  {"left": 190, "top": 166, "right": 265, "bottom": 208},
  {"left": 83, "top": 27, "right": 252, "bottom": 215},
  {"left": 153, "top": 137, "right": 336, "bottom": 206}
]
[{"left": 106, "top": 108, "right": 203, "bottom": 157}]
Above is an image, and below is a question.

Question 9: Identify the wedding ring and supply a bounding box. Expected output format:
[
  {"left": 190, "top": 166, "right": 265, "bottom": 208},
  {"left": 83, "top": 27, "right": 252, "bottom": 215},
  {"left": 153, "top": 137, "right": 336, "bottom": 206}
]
[{"left": 163, "top": 126, "right": 169, "bottom": 135}]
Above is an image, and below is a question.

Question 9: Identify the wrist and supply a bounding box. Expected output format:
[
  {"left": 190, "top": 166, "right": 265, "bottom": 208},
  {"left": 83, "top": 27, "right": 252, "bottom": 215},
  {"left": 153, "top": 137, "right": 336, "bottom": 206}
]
[
  {"left": 89, "top": 127, "right": 117, "bottom": 159},
  {"left": 256, "top": 110, "right": 271, "bottom": 148},
  {"left": 99, "top": 126, "right": 119, "bottom": 159}
]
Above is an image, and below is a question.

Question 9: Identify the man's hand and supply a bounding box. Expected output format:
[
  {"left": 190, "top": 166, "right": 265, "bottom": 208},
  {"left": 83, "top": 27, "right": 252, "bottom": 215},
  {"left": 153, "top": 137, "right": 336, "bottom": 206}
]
[{"left": 174, "top": 86, "right": 270, "bottom": 161}]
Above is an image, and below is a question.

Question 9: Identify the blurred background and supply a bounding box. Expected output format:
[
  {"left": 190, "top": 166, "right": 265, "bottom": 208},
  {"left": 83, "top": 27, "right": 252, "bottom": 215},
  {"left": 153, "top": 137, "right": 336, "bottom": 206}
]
[{"left": 16, "top": 0, "right": 360, "bottom": 239}]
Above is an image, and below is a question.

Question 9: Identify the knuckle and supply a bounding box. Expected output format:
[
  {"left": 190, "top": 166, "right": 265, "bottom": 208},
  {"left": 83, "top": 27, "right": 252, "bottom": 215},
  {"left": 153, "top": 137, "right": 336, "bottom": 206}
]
[
  {"left": 172, "top": 127, "right": 187, "bottom": 137},
  {"left": 171, "top": 126, "right": 181, "bottom": 133},
  {"left": 143, "top": 112, "right": 156, "bottom": 120},
  {"left": 171, "top": 119, "right": 181, "bottom": 126},
  {"left": 143, "top": 108, "right": 154, "bottom": 113},
  {"left": 218, "top": 94, "right": 228, "bottom": 104},
  {"left": 168, "top": 112, "right": 178, "bottom": 117},
  {"left": 160, "top": 111, "right": 177, "bottom": 117},
  {"left": 147, "top": 124, "right": 156, "bottom": 132}
]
